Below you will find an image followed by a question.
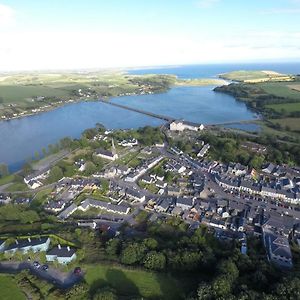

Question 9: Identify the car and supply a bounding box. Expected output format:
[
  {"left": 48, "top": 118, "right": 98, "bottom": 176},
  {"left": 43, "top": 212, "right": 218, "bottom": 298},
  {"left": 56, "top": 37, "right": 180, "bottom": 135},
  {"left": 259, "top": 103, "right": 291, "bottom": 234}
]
[
  {"left": 42, "top": 264, "right": 49, "bottom": 271},
  {"left": 74, "top": 267, "right": 82, "bottom": 275},
  {"left": 33, "top": 261, "right": 40, "bottom": 269}
]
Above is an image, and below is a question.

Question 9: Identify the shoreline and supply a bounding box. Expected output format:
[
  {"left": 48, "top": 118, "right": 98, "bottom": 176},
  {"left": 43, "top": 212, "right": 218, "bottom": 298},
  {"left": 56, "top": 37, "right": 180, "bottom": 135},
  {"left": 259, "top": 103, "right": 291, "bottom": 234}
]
[{"left": 0, "top": 78, "right": 229, "bottom": 123}]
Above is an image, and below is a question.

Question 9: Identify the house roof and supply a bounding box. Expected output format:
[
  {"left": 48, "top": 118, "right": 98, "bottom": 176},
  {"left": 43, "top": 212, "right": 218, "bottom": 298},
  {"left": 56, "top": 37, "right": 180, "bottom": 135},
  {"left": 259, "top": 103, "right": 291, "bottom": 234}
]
[
  {"left": 5, "top": 237, "right": 49, "bottom": 251},
  {"left": 47, "top": 246, "right": 76, "bottom": 258}
]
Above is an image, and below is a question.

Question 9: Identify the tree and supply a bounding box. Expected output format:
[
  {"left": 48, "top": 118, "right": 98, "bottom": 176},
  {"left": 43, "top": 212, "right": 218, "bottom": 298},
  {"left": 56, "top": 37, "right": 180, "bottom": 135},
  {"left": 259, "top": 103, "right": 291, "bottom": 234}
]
[
  {"left": 212, "top": 275, "right": 232, "bottom": 298},
  {"left": 106, "top": 239, "right": 121, "bottom": 258},
  {"left": 143, "top": 251, "right": 166, "bottom": 270},
  {"left": 121, "top": 243, "right": 146, "bottom": 265},
  {"left": 0, "top": 163, "right": 9, "bottom": 177},
  {"left": 197, "top": 282, "right": 213, "bottom": 300},
  {"left": 93, "top": 287, "right": 118, "bottom": 300},
  {"left": 84, "top": 161, "right": 97, "bottom": 176},
  {"left": 48, "top": 166, "right": 63, "bottom": 183},
  {"left": 34, "top": 151, "right": 40, "bottom": 160},
  {"left": 143, "top": 238, "right": 158, "bottom": 250},
  {"left": 42, "top": 147, "right": 47, "bottom": 157}
]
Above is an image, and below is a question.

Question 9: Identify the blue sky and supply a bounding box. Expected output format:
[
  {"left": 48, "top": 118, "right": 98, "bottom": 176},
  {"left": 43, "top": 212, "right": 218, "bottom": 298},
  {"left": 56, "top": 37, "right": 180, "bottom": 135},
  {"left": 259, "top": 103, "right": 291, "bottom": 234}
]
[{"left": 0, "top": 0, "right": 299, "bottom": 70}]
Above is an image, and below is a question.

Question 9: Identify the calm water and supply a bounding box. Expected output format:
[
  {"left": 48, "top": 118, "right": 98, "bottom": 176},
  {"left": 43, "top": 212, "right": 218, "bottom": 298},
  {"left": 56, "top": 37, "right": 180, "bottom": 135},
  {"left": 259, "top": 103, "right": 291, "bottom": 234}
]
[
  {"left": 1, "top": 63, "right": 299, "bottom": 172},
  {"left": 128, "top": 62, "right": 300, "bottom": 79},
  {"left": 111, "top": 86, "right": 256, "bottom": 125},
  {"left": 0, "top": 103, "right": 163, "bottom": 172}
]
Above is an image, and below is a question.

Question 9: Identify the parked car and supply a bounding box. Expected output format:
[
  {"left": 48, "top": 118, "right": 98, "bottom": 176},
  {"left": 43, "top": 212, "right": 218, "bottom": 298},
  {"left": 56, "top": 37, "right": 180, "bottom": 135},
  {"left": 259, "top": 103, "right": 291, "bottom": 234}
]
[
  {"left": 74, "top": 267, "right": 82, "bottom": 275},
  {"left": 42, "top": 264, "right": 49, "bottom": 271},
  {"left": 33, "top": 261, "right": 40, "bottom": 269}
]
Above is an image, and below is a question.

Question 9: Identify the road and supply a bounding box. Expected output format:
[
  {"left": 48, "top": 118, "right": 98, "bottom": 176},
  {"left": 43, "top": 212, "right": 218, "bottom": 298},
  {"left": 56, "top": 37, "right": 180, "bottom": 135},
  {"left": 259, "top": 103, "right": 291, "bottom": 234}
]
[{"left": 0, "top": 261, "right": 83, "bottom": 289}]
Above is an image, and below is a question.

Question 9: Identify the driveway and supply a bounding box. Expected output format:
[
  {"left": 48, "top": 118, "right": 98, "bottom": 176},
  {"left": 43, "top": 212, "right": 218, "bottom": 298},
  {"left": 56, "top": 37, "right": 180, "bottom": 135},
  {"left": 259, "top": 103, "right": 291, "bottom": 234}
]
[{"left": 0, "top": 261, "right": 83, "bottom": 289}]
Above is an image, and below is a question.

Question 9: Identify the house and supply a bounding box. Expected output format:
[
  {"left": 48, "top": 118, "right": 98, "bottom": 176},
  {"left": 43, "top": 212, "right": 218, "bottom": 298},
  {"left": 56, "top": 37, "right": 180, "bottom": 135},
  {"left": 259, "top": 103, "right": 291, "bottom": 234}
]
[
  {"left": 141, "top": 175, "right": 154, "bottom": 184},
  {"left": 262, "top": 163, "right": 276, "bottom": 174},
  {"left": 24, "top": 168, "right": 50, "bottom": 189},
  {"left": 197, "top": 144, "right": 210, "bottom": 158},
  {"left": 115, "top": 165, "right": 131, "bottom": 176},
  {"left": 0, "top": 240, "right": 6, "bottom": 252},
  {"left": 57, "top": 203, "right": 78, "bottom": 219},
  {"left": 118, "top": 138, "right": 138, "bottom": 147},
  {"left": 78, "top": 198, "right": 130, "bottom": 215},
  {"left": 169, "top": 120, "right": 204, "bottom": 132},
  {"left": 263, "top": 228, "right": 293, "bottom": 269},
  {"left": 4, "top": 237, "right": 50, "bottom": 254},
  {"left": 155, "top": 197, "right": 174, "bottom": 213},
  {"left": 176, "top": 197, "right": 193, "bottom": 210},
  {"left": 156, "top": 180, "right": 167, "bottom": 189},
  {"left": 126, "top": 188, "right": 146, "bottom": 202},
  {"left": 0, "top": 194, "right": 11, "bottom": 204},
  {"left": 96, "top": 148, "right": 118, "bottom": 161},
  {"left": 46, "top": 245, "right": 76, "bottom": 264},
  {"left": 167, "top": 186, "right": 181, "bottom": 197}
]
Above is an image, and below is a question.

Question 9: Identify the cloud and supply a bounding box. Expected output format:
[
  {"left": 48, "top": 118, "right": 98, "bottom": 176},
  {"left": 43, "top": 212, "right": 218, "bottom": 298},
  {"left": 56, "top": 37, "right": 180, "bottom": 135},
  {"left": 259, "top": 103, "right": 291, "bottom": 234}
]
[
  {"left": 0, "top": 3, "right": 15, "bottom": 27},
  {"left": 195, "top": 0, "right": 220, "bottom": 8},
  {"left": 260, "top": 8, "right": 300, "bottom": 14}
]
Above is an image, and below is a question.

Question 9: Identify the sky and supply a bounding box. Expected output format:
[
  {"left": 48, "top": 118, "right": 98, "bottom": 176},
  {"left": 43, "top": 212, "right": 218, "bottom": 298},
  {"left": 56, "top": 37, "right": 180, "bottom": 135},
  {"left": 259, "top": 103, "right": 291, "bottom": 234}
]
[{"left": 0, "top": 0, "right": 299, "bottom": 71}]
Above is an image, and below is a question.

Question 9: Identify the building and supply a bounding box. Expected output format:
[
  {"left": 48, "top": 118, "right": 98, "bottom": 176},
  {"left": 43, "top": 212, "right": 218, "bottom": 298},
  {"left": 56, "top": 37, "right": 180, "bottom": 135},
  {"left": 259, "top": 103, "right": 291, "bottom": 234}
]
[
  {"left": 263, "top": 228, "right": 293, "bottom": 269},
  {"left": 169, "top": 120, "right": 204, "bottom": 132},
  {"left": 4, "top": 237, "right": 50, "bottom": 254},
  {"left": 96, "top": 148, "right": 118, "bottom": 161},
  {"left": 78, "top": 198, "right": 130, "bottom": 214},
  {"left": 95, "top": 139, "right": 118, "bottom": 161},
  {"left": 24, "top": 168, "right": 50, "bottom": 189},
  {"left": 197, "top": 144, "right": 210, "bottom": 158},
  {"left": 0, "top": 240, "right": 6, "bottom": 252},
  {"left": 125, "top": 188, "right": 146, "bottom": 202},
  {"left": 176, "top": 197, "right": 193, "bottom": 210},
  {"left": 57, "top": 203, "right": 78, "bottom": 219},
  {"left": 46, "top": 245, "right": 77, "bottom": 264}
]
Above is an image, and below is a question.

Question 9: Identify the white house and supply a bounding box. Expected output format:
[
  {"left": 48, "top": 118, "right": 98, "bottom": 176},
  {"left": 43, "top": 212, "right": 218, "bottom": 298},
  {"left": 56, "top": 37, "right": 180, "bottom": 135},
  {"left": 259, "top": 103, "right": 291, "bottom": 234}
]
[
  {"left": 170, "top": 120, "right": 204, "bottom": 132},
  {"left": 46, "top": 245, "right": 77, "bottom": 264},
  {"left": 4, "top": 237, "right": 50, "bottom": 254}
]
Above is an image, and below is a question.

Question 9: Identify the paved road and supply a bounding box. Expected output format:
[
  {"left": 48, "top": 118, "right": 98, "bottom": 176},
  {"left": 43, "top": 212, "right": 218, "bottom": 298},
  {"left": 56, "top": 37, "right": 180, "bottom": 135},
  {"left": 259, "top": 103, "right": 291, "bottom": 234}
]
[{"left": 0, "top": 261, "right": 83, "bottom": 289}]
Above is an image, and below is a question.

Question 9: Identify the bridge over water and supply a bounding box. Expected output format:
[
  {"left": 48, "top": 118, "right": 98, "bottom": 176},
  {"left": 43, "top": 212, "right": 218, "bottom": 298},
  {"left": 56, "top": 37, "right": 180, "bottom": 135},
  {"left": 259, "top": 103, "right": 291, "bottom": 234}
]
[
  {"left": 98, "top": 99, "right": 257, "bottom": 127},
  {"left": 99, "top": 99, "right": 175, "bottom": 122}
]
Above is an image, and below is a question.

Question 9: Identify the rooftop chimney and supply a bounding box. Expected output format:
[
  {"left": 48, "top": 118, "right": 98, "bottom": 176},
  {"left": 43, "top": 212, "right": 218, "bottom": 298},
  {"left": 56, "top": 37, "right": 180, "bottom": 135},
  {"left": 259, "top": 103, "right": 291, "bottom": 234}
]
[
  {"left": 67, "top": 246, "right": 70, "bottom": 252},
  {"left": 15, "top": 239, "right": 19, "bottom": 245},
  {"left": 58, "top": 244, "right": 61, "bottom": 249},
  {"left": 28, "top": 237, "right": 31, "bottom": 243}
]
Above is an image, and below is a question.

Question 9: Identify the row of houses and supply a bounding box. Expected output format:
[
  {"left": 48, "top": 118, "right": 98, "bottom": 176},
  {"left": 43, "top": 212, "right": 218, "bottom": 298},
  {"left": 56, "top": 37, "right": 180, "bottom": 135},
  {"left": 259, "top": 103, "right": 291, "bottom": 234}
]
[
  {"left": 215, "top": 174, "right": 300, "bottom": 203},
  {"left": 24, "top": 167, "right": 51, "bottom": 189},
  {"left": 0, "top": 237, "right": 76, "bottom": 264},
  {"left": 125, "top": 156, "right": 164, "bottom": 182}
]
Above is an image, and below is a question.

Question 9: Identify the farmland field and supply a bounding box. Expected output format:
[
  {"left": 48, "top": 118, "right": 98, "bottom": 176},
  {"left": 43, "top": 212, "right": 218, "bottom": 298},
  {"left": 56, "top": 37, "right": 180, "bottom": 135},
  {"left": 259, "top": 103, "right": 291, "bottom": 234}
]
[
  {"left": 270, "top": 118, "right": 300, "bottom": 131},
  {"left": 258, "top": 82, "right": 300, "bottom": 100},
  {"left": 266, "top": 102, "right": 300, "bottom": 113}
]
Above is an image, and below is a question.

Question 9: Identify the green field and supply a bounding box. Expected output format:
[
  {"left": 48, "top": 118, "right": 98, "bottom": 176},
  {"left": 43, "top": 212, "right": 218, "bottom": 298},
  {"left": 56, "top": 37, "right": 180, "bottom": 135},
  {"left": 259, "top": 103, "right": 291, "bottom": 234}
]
[
  {"left": 270, "top": 118, "right": 300, "bottom": 131},
  {"left": 219, "top": 70, "right": 293, "bottom": 82},
  {"left": 85, "top": 264, "right": 188, "bottom": 299},
  {"left": 259, "top": 81, "right": 300, "bottom": 100},
  {"left": 266, "top": 102, "right": 300, "bottom": 113},
  {"left": 0, "top": 275, "right": 25, "bottom": 300}
]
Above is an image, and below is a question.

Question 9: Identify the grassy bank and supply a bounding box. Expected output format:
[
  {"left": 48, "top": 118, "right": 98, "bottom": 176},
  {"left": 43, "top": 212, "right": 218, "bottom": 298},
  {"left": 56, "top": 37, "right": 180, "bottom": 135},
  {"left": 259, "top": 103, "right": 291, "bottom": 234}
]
[
  {"left": 0, "top": 275, "right": 25, "bottom": 300},
  {"left": 84, "top": 264, "right": 189, "bottom": 299}
]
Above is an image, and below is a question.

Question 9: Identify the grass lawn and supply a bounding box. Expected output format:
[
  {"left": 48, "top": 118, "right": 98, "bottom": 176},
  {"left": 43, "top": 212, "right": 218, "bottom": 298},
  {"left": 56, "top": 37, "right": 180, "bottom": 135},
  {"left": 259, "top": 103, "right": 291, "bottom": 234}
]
[
  {"left": 0, "top": 174, "right": 15, "bottom": 186},
  {"left": 0, "top": 275, "right": 25, "bottom": 300},
  {"left": 266, "top": 102, "right": 300, "bottom": 113},
  {"left": 5, "top": 182, "right": 29, "bottom": 192},
  {"left": 85, "top": 264, "right": 187, "bottom": 299}
]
